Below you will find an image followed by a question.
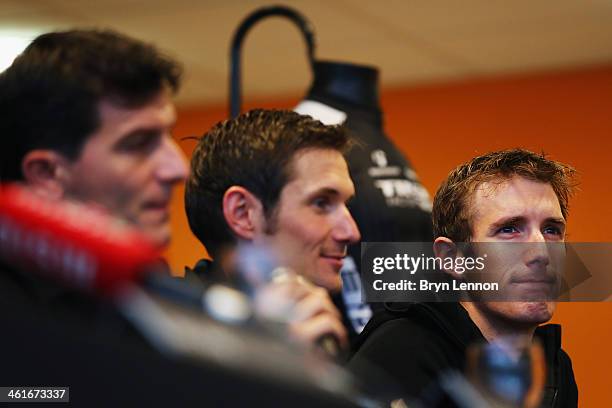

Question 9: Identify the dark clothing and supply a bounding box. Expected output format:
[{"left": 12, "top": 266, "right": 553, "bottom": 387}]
[
  {"left": 0, "top": 260, "right": 361, "bottom": 407},
  {"left": 184, "top": 257, "right": 220, "bottom": 284},
  {"left": 348, "top": 302, "right": 578, "bottom": 407},
  {"left": 0, "top": 259, "right": 149, "bottom": 348}
]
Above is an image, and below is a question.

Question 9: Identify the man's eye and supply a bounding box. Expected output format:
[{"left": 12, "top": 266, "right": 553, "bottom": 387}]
[
  {"left": 312, "top": 197, "right": 332, "bottom": 211},
  {"left": 122, "top": 137, "right": 153, "bottom": 151},
  {"left": 543, "top": 226, "right": 563, "bottom": 236},
  {"left": 497, "top": 226, "right": 518, "bottom": 234},
  {"left": 116, "top": 133, "right": 160, "bottom": 153}
]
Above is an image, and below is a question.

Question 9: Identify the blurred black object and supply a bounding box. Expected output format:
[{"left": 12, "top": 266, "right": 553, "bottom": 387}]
[
  {"left": 348, "top": 302, "right": 578, "bottom": 407},
  {"left": 0, "top": 262, "right": 361, "bottom": 407}
]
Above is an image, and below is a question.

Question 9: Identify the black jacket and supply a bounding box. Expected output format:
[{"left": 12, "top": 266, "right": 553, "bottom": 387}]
[
  {"left": 0, "top": 259, "right": 362, "bottom": 407},
  {"left": 347, "top": 302, "right": 578, "bottom": 407}
]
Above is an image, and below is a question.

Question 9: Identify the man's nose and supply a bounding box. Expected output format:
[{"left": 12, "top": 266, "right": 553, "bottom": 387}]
[
  {"left": 530, "top": 228, "right": 547, "bottom": 243},
  {"left": 334, "top": 206, "right": 361, "bottom": 244},
  {"left": 525, "top": 231, "right": 551, "bottom": 269},
  {"left": 157, "top": 137, "right": 189, "bottom": 183}
]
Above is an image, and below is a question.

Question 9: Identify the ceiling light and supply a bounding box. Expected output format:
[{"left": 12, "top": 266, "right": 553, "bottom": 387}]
[{"left": 0, "top": 30, "right": 41, "bottom": 72}]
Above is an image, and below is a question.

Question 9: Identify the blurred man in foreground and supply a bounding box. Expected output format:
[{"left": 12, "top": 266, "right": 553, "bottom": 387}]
[
  {"left": 348, "top": 149, "right": 578, "bottom": 406},
  {"left": 0, "top": 29, "right": 203, "bottom": 404},
  {"left": 1, "top": 29, "right": 187, "bottom": 248},
  {"left": 0, "top": 29, "right": 188, "bottom": 338}
]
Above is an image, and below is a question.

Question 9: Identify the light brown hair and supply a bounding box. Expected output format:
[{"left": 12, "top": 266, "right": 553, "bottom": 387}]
[{"left": 432, "top": 149, "right": 577, "bottom": 241}]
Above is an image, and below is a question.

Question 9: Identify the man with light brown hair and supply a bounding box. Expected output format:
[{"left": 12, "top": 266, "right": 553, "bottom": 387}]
[{"left": 348, "top": 149, "right": 578, "bottom": 407}]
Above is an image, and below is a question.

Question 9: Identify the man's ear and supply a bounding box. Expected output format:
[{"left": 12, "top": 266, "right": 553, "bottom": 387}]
[
  {"left": 433, "top": 237, "right": 464, "bottom": 280},
  {"left": 222, "top": 186, "right": 265, "bottom": 241},
  {"left": 21, "top": 150, "right": 71, "bottom": 200}
]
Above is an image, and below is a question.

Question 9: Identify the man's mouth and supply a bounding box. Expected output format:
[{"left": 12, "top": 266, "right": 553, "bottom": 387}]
[
  {"left": 143, "top": 198, "right": 170, "bottom": 209},
  {"left": 142, "top": 200, "right": 170, "bottom": 220},
  {"left": 511, "top": 275, "right": 556, "bottom": 285},
  {"left": 510, "top": 275, "right": 558, "bottom": 299},
  {"left": 320, "top": 253, "right": 347, "bottom": 270}
]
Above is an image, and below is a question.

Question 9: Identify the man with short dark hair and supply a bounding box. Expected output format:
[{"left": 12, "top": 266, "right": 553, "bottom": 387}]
[
  {"left": 348, "top": 149, "right": 578, "bottom": 406},
  {"left": 0, "top": 29, "right": 188, "bottom": 248},
  {"left": 0, "top": 28, "right": 198, "bottom": 402},
  {"left": 185, "top": 109, "right": 361, "bottom": 348}
]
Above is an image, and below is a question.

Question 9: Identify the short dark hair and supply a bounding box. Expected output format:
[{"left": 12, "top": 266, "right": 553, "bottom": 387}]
[
  {"left": 432, "top": 149, "right": 577, "bottom": 242},
  {"left": 0, "top": 29, "right": 182, "bottom": 181},
  {"left": 185, "top": 109, "right": 352, "bottom": 258}
]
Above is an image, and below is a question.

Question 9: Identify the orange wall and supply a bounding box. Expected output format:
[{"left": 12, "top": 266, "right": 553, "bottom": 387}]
[{"left": 167, "top": 65, "right": 612, "bottom": 406}]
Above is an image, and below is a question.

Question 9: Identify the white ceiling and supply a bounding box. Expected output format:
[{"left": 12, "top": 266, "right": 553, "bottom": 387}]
[{"left": 2, "top": 0, "right": 612, "bottom": 106}]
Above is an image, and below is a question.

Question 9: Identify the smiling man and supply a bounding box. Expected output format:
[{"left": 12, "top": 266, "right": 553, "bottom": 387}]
[
  {"left": 185, "top": 109, "right": 361, "bottom": 348},
  {"left": 348, "top": 149, "right": 578, "bottom": 406}
]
